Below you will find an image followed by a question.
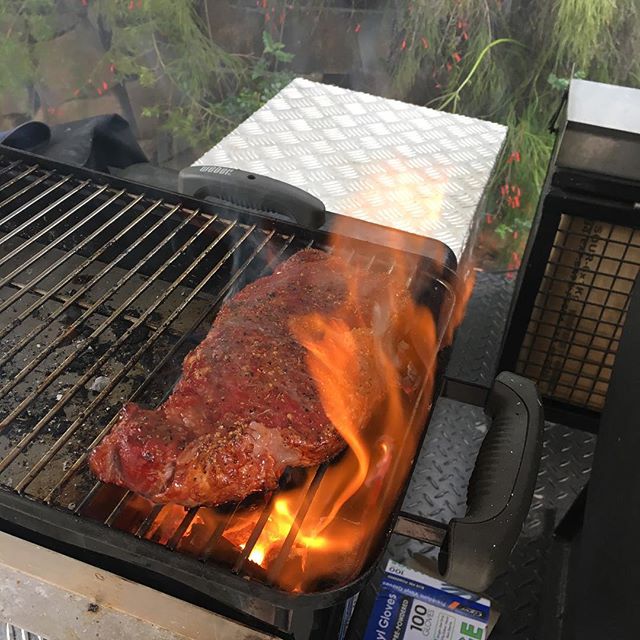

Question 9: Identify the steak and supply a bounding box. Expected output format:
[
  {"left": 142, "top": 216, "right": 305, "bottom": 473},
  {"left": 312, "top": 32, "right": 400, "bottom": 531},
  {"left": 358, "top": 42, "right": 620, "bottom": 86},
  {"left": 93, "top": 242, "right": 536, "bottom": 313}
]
[{"left": 89, "top": 249, "right": 407, "bottom": 506}]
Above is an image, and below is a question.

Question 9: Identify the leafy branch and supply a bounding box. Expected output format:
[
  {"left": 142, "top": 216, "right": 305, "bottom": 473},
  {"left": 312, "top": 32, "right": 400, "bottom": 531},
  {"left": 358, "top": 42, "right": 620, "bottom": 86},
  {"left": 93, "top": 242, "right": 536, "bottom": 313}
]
[{"left": 427, "top": 38, "right": 524, "bottom": 112}]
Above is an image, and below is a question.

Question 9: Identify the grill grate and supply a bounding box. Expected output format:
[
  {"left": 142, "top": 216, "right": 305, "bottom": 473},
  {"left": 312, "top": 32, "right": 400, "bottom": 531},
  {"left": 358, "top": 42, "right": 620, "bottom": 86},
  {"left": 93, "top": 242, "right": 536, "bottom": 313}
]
[
  {"left": 516, "top": 213, "right": 640, "bottom": 411},
  {"left": 0, "top": 152, "right": 446, "bottom": 594}
]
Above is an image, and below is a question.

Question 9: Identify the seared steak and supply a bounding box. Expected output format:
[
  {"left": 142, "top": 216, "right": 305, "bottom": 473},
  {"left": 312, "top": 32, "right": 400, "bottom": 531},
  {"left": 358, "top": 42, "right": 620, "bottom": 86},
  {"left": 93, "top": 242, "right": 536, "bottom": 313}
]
[{"left": 89, "top": 249, "right": 405, "bottom": 506}]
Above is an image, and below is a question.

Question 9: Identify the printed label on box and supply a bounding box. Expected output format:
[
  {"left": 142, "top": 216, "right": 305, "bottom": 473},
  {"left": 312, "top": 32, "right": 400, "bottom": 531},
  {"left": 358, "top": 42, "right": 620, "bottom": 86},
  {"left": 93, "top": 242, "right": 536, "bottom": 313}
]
[{"left": 364, "top": 561, "right": 490, "bottom": 640}]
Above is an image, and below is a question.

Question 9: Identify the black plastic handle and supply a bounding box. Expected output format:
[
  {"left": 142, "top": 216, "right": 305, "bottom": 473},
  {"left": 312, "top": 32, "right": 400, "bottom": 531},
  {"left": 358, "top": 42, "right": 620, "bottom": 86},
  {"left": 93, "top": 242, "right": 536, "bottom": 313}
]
[
  {"left": 438, "top": 371, "right": 543, "bottom": 592},
  {"left": 178, "top": 165, "right": 326, "bottom": 230}
]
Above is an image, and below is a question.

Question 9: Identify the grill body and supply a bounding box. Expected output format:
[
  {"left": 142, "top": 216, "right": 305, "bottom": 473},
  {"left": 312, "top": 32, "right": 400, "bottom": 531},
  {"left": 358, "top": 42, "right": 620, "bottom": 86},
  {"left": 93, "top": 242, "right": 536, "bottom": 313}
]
[
  {"left": 0, "top": 147, "right": 458, "bottom": 639},
  {"left": 500, "top": 80, "right": 640, "bottom": 431}
]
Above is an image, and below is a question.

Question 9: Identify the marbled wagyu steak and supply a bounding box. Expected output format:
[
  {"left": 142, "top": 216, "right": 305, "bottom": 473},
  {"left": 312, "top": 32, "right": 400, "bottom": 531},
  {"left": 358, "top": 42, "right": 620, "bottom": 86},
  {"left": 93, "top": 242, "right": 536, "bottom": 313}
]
[{"left": 89, "top": 249, "right": 408, "bottom": 506}]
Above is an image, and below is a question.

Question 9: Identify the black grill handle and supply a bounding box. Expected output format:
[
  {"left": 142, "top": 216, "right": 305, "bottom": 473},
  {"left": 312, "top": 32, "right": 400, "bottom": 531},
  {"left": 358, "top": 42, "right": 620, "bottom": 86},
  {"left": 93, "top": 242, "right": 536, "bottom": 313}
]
[
  {"left": 395, "top": 372, "right": 542, "bottom": 593},
  {"left": 439, "top": 371, "right": 543, "bottom": 592},
  {"left": 178, "top": 165, "right": 326, "bottom": 230}
]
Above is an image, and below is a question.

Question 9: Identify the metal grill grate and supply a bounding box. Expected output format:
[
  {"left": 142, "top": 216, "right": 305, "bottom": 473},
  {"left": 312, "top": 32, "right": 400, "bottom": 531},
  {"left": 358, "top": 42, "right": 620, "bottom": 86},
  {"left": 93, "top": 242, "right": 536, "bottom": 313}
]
[
  {"left": 516, "top": 213, "right": 640, "bottom": 411},
  {"left": 0, "top": 152, "right": 446, "bottom": 594}
]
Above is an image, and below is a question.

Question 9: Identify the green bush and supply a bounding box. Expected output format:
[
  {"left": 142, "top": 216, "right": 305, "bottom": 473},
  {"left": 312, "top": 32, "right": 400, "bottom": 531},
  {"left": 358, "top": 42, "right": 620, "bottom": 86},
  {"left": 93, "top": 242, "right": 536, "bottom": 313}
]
[
  {"left": 390, "top": 0, "right": 640, "bottom": 265},
  {"left": 2, "top": 0, "right": 638, "bottom": 265},
  {"left": 96, "top": 1, "right": 295, "bottom": 149}
]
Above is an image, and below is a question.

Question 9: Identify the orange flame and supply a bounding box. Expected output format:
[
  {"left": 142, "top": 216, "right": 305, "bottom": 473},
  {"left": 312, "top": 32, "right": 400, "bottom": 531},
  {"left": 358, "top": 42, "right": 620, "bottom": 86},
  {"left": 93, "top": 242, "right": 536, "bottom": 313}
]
[
  {"left": 293, "top": 317, "right": 372, "bottom": 524},
  {"left": 102, "top": 169, "right": 478, "bottom": 592},
  {"left": 207, "top": 213, "right": 454, "bottom": 591}
]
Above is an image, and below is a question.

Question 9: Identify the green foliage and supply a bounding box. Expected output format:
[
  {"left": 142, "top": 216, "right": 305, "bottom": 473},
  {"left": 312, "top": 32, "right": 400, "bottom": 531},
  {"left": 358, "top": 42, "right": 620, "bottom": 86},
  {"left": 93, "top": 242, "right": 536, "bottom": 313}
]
[
  {"left": 95, "top": 0, "right": 295, "bottom": 151},
  {"left": 0, "top": 0, "right": 295, "bottom": 157},
  {"left": 389, "top": 0, "right": 640, "bottom": 265},
  {"left": 0, "top": 0, "right": 636, "bottom": 268},
  {"left": 427, "top": 38, "right": 523, "bottom": 112},
  {"left": 0, "top": 0, "right": 56, "bottom": 95},
  {"left": 547, "top": 71, "right": 586, "bottom": 92},
  {"left": 553, "top": 0, "right": 617, "bottom": 71},
  {"left": 261, "top": 30, "right": 295, "bottom": 67}
]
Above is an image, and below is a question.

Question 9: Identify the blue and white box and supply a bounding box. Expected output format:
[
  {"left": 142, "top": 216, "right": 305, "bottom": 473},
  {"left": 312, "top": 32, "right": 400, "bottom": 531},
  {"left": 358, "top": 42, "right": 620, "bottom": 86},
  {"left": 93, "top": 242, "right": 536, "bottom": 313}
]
[{"left": 364, "top": 560, "right": 491, "bottom": 640}]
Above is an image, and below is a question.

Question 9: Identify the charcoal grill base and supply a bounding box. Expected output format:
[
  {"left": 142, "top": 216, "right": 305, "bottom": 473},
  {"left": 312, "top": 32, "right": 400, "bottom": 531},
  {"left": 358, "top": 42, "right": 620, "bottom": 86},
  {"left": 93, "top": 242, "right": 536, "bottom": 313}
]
[{"left": 0, "top": 147, "right": 462, "bottom": 640}]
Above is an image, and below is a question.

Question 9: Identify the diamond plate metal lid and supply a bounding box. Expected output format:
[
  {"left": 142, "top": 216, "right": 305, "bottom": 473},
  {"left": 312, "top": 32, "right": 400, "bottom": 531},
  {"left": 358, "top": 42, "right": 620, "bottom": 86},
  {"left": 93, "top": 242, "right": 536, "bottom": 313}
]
[{"left": 194, "top": 78, "right": 507, "bottom": 259}]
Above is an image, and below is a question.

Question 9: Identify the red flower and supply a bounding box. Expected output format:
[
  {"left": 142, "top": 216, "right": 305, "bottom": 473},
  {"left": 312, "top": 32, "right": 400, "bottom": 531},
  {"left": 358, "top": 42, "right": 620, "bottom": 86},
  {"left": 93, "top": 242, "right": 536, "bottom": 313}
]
[
  {"left": 355, "top": 23, "right": 361, "bottom": 33},
  {"left": 452, "top": 52, "right": 462, "bottom": 63},
  {"left": 507, "top": 150, "right": 521, "bottom": 164},
  {"left": 506, "top": 251, "right": 522, "bottom": 279}
]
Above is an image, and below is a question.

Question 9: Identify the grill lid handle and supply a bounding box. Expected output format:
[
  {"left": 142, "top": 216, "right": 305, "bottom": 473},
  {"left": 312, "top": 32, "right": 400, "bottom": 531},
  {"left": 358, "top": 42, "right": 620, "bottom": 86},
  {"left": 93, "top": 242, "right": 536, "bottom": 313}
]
[
  {"left": 178, "top": 165, "right": 326, "bottom": 229},
  {"left": 395, "top": 372, "right": 542, "bottom": 594}
]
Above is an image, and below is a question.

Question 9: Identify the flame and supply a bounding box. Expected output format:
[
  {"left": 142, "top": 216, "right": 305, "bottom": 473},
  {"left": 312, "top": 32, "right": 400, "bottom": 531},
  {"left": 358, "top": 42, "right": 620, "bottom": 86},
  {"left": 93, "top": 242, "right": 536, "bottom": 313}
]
[
  {"left": 291, "top": 317, "right": 373, "bottom": 525},
  {"left": 208, "top": 212, "right": 452, "bottom": 591},
  {"left": 106, "top": 168, "right": 478, "bottom": 592}
]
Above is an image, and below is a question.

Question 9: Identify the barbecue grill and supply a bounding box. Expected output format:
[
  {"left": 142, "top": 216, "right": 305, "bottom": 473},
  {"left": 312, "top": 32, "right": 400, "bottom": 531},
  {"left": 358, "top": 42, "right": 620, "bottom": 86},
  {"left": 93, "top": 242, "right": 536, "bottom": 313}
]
[{"left": 0, "top": 145, "right": 542, "bottom": 640}]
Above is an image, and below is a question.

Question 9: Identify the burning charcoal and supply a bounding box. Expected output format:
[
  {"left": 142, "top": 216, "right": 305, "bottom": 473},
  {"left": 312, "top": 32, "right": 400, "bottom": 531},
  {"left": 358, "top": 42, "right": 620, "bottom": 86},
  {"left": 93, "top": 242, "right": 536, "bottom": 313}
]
[{"left": 87, "top": 376, "right": 111, "bottom": 392}]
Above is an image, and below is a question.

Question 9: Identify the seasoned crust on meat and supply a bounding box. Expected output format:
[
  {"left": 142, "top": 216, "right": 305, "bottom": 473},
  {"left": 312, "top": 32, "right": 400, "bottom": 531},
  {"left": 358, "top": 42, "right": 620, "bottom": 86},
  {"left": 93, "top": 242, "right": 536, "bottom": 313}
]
[{"left": 89, "top": 249, "right": 406, "bottom": 506}]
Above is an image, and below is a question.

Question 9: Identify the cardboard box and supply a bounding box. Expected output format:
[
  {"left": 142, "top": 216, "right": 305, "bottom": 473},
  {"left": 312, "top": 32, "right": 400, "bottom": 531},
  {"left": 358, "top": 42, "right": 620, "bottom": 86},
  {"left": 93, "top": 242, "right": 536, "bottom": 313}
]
[{"left": 363, "top": 560, "right": 493, "bottom": 640}]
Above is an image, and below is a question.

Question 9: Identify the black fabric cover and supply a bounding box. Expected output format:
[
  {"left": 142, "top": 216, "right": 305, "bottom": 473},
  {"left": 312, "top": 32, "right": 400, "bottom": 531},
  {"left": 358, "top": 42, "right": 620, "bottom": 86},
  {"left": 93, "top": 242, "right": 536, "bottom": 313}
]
[{"left": 1, "top": 115, "right": 148, "bottom": 171}]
